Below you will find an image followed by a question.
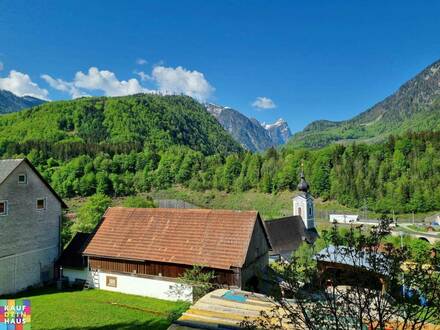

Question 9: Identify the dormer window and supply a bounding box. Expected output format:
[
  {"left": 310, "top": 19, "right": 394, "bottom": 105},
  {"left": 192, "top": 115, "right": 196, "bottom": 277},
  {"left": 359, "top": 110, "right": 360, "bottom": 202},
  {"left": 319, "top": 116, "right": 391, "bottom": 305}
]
[
  {"left": 18, "top": 174, "right": 27, "bottom": 184},
  {"left": 36, "top": 198, "right": 46, "bottom": 210},
  {"left": 0, "top": 201, "right": 8, "bottom": 216}
]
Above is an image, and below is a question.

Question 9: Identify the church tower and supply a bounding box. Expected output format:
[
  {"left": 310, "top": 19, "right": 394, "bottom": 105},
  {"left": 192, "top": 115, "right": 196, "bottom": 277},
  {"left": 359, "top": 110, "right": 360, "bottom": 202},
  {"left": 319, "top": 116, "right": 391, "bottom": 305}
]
[{"left": 293, "top": 169, "right": 315, "bottom": 230}]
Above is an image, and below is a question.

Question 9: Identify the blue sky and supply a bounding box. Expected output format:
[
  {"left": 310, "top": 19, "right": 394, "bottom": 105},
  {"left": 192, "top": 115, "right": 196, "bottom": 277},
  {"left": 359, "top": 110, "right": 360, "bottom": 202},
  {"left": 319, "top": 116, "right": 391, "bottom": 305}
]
[{"left": 1, "top": 1, "right": 440, "bottom": 133}]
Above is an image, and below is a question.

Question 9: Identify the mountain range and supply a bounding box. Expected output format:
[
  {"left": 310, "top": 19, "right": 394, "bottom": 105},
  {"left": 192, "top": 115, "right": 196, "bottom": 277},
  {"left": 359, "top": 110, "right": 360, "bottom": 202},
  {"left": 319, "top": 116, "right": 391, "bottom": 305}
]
[
  {"left": 0, "top": 89, "right": 291, "bottom": 153},
  {"left": 0, "top": 90, "right": 46, "bottom": 114},
  {"left": 3, "top": 58, "right": 440, "bottom": 152},
  {"left": 289, "top": 59, "right": 440, "bottom": 148},
  {"left": 206, "top": 103, "right": 292, "bottom": 152}
]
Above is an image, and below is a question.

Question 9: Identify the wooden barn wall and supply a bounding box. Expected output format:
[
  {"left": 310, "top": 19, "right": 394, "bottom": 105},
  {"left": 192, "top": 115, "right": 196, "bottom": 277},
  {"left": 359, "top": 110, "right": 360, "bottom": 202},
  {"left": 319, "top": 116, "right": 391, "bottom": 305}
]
[
  {"left": 241, "top": 215, "right": 270, "bottom": 287},
  {"left": 89, "top": 257, "right": 239, "bottom": 286}
]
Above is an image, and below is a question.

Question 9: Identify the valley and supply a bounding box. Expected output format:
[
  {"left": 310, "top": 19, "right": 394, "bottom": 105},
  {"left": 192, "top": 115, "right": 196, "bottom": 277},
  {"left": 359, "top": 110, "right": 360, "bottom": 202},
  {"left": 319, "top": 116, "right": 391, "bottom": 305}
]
[{"left": 2, "top": 3, "right": 440, "bottom": 329}]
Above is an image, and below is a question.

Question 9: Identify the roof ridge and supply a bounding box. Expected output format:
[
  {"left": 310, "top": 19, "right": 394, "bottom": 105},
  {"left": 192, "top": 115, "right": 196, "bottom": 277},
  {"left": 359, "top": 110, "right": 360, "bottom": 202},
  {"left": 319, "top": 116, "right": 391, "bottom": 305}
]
[{"left": 107, "top": 206, "right": 258, "bottom": 214}]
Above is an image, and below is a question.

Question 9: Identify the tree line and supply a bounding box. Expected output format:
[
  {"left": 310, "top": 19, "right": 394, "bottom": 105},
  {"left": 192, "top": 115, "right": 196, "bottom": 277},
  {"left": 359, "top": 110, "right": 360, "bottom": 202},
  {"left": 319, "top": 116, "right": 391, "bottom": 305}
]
[{"left": 0, "top": 130, "right": 435, "bottom": 214}]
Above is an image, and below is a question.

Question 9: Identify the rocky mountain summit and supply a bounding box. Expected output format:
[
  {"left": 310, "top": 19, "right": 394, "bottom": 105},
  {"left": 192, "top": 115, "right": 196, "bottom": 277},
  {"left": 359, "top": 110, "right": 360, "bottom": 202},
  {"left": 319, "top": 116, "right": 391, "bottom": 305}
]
[
  {"left": 0, "top": 90, "right": 46, "bottom": 114},
  {"left": 262, "top": 118, "right": 292, "bottom": 146},
  {"left": 206, "top": 103, "right": 291, "bottom": 152}
]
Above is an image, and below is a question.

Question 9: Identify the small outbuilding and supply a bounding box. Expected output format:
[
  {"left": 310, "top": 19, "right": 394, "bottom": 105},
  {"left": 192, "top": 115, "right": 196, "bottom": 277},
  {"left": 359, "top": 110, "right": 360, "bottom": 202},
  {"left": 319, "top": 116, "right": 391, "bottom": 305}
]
[{"left": 57, "top": 232, "right": 91, "bottom": 284}]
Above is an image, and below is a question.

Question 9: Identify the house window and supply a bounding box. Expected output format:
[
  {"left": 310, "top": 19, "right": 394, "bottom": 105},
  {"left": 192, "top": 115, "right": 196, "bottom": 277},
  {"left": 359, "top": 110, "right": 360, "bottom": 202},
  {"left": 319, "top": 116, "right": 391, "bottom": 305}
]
[
  {"left": 298, "top": 207, "right": 302, "bottom": 216},
  {"left": 36, "top": 198, "right": 46, "bottom": 210},
  {"left": 309, "top": 207, "right": 312, "bottom": 216},
  {"left": 106, "top": 276, "right": 117, "bottom": 288},
  {"left": 18, "top": 174, "right": 27, "bottom": 184},
  {"left": 0, "top": 201, "right": 8, "bottom": 216}
]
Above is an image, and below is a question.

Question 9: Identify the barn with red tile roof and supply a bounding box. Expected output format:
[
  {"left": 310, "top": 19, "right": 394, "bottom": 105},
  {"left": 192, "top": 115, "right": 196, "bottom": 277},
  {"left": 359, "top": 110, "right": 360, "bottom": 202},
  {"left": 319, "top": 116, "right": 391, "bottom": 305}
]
[{"left": 62, "top": 207, "right": 271, "bottom": 301}]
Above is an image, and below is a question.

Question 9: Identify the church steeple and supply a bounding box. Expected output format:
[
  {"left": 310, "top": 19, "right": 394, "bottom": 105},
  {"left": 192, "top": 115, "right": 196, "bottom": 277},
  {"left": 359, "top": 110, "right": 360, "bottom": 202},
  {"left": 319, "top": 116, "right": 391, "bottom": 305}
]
[
  {"left": 292, "top": 163, "right": 315, "bottom": 230},
  {"left": 297, "top": 170, "right": 309, "bottom": 193},
  {"left": 297, "top": 162, "right": 309, "bottom": 193}
]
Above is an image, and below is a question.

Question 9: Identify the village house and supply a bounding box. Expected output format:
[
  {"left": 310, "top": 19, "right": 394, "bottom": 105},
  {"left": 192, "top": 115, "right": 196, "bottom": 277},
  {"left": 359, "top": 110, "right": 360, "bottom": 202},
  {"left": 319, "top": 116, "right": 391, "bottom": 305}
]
[
  {"left": 60, "top": 207, "right": 272, "bottom": 301},
  {"left": 264, "top": 171, "right": 319, "bottom": 261},
  {"left": 0, "top": 158, "right": 67, "bottom": 295}
]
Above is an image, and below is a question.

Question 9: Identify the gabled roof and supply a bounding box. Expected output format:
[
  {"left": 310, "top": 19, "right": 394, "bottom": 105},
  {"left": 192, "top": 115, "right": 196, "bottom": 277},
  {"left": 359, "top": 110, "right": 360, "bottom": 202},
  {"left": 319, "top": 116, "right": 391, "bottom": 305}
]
[
  {"left": 58, "top": 232, "right": 91, "bottom": 268},
  {"left": 264, "top": 216, "right": 318, "bottom": 260},
  {"left": 0, "top": 158, "right": 67, "bottom": 208},
  {"left": 84, "top": 207, "right": 270, "bottom": 270},
  {"left": 0, "top": 159, "right": 23, "bottom": 185}
]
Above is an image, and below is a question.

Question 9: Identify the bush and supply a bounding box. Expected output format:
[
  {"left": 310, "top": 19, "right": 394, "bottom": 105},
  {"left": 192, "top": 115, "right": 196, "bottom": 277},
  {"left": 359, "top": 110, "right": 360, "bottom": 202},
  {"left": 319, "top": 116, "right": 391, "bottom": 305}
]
[
  {"left": 122, "top": 195, "right": 156, "bottom": 208},
  {"left": 72, "top": 193, "right": 111, "bottom": 233}
]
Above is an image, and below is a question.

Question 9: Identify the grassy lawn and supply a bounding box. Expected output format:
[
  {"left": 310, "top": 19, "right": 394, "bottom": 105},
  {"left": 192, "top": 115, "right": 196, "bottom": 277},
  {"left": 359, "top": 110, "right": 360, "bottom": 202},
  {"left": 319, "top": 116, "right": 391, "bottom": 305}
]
[{"left": 5, "top": 288, "right": 189, "bottom": 330}]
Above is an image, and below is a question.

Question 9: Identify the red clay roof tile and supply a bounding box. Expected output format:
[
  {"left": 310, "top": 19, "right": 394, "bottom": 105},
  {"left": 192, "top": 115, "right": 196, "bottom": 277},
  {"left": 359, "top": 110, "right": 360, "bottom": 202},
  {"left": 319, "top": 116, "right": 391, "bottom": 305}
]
[{"left": 83, "top": 207, "right": 260, "bottom": 270}]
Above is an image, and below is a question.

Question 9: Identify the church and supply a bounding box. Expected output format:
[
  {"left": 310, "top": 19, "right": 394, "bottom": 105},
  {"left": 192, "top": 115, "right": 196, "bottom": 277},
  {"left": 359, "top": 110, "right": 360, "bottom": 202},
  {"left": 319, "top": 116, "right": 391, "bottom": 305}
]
[{"left": 264, "top": 170, "right": 319, "bottom": 261}]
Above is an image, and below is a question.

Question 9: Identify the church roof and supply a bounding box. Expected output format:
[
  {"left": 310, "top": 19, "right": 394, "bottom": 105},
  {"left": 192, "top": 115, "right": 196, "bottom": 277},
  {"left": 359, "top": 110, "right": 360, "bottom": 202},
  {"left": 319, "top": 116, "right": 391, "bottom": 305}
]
[{"left": 264, "top": 216, "right": 318, "bottom": 260}]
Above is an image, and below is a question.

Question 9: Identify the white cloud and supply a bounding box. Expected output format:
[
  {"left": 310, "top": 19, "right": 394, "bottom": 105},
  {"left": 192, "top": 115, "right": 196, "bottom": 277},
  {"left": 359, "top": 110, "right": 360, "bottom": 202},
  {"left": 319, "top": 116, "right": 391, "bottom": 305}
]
[
  {"left": 135, "top": 71, "right": 150, "bottom": 81},
  {"left": 252, "top": 96, "right": 276, "bottom": 110},
  {"left": 0, "top": 62, "right": 3, "bottom": 71},
  {"left": 41, "top": 74, "right": 85, "bottom": 99},
  {"left": 151, "top": 65, "right": 214, "bottom": 101},
  {"left": 74, "top": 67, "right": 150, "bottom": 96},
  {"left": 42, "top": 65, "right": 215, "bottom": 101},
  {"left": 0, "top": 70, "right": 49, "bottom": 100},
  {"left": 43, "top": 67, "right": 150, "bottom": 98},
  {"left": 136, "top": 58, "right": 148, "bottom": 65}
]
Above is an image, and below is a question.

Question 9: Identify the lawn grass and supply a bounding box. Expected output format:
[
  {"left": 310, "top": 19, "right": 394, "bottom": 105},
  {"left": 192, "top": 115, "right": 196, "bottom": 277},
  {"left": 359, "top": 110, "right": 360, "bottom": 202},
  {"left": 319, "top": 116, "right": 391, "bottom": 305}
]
[{"left": 5, "top": 288, "right": 189, "bottom": 330}]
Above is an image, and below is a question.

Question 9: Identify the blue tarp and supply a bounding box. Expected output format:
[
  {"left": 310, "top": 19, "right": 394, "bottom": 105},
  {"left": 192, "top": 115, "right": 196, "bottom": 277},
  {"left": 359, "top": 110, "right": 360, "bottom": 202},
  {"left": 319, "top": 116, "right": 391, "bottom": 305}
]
[{"left": 222, "top": 290, "right": 248, "bottom": 303}]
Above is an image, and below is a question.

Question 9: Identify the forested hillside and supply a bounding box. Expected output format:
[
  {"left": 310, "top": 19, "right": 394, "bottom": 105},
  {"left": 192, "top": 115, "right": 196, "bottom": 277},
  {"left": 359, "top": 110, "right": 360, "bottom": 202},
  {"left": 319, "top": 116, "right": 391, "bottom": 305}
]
[
  {"left": 290, "top": 59, "right": 440, "bottom": 148},
  {"left": 0, "top": 93, "right": 439, "bottom": 214},
  {"left": 43, "top": 131, "right": 440, "bottom": 213},
  {"left": 0, "top": 94, "right": 242, "bottom": 156}
]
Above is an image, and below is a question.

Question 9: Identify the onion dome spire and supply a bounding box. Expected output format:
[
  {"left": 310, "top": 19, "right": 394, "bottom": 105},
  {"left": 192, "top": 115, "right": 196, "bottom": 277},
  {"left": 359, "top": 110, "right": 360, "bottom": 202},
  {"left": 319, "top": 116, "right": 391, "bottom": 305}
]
[{"left": 297, "top": 162, "right": 309, "bottom": 193}]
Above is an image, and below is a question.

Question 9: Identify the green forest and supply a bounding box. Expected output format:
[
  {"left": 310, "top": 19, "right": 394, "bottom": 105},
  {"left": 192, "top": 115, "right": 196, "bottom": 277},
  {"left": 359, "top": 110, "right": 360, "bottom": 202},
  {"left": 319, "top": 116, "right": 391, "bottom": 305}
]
[{"left": 1, "top": 94, "right": 440, "bottom": 214}]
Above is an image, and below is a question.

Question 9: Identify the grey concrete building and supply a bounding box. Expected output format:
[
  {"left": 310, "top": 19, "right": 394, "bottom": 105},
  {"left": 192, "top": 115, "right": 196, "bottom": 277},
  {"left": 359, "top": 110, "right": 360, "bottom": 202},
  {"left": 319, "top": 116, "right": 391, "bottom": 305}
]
[{"left": 0, "top": 159, "right": 67, "bottom": 295}]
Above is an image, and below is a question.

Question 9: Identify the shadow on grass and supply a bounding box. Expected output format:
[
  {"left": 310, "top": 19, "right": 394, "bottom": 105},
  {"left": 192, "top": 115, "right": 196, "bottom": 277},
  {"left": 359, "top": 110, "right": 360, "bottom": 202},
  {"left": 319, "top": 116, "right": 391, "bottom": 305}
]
[{"left": 0, "top": 285, "right": 83, "bottom": 299}]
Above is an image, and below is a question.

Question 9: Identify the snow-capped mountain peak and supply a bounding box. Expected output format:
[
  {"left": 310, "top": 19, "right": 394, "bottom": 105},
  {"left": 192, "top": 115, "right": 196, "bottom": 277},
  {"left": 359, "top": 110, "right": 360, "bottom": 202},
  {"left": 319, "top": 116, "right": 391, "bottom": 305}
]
[{"left": 205, "top": 103, "right": 292, "bottom": 151}]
